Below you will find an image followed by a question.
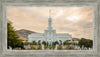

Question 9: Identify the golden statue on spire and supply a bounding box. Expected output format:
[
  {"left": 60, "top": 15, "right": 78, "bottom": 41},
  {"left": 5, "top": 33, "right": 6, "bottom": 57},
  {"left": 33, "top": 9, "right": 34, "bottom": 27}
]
[
  {"left": 49, "top": 9, "right": 51, "bottom": 18},
  {"left": 49, "top": 9, "right": 51, "bottom": 13}
]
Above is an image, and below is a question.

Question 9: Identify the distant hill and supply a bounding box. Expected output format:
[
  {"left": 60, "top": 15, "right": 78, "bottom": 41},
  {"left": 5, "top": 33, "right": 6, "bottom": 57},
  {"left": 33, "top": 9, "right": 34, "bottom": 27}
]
[
  {"left": 16, "top": 29, "right": 81, "bottom": 41},
  {"left": 72, "top": 38, "right": 80, "bottom": 41},
  {"left": 16, "top": 29, "right": 36, "bottom": 40}
]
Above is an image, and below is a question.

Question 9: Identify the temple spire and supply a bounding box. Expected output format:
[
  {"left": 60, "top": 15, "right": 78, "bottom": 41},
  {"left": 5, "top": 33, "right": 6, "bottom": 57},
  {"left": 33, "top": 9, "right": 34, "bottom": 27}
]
[
  {"left": 48, "top": 9, "right": 52, "bottom": 30},
  {"left": 49, "top": 9, "right": 51, "bottom": 18}
]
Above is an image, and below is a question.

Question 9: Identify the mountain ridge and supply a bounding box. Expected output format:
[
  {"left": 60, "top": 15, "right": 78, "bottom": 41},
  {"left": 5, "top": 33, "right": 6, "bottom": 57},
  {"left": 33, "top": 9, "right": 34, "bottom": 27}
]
[
  {"left": 16, "top": 29, "right": 80, "bottom": 41},
  {"left": 16, "top": 29, "right": 36, "bottom": 40}
]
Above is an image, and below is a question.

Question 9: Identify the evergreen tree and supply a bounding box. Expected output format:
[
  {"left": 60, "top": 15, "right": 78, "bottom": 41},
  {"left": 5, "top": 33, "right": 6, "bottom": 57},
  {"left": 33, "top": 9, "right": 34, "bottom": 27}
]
[{"left": 7, "top": 21, "right": 24, "bottom": 49}]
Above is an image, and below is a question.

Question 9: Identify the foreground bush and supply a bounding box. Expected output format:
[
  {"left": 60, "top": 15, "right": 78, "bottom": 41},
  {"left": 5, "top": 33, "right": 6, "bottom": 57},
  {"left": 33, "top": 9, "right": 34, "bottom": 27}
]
[
  {"left": 57, "top": 45, "right": 63, "bottom": 50},
  {"left": 37, "top": 46, "right": 42, "bottom": 50}
]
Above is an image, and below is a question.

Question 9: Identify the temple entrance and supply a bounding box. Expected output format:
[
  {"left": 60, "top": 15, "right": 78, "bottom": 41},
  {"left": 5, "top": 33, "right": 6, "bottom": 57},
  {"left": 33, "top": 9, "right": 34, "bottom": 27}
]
[{"left": 47, "top": 39, "right": 52, "bottom": 46}]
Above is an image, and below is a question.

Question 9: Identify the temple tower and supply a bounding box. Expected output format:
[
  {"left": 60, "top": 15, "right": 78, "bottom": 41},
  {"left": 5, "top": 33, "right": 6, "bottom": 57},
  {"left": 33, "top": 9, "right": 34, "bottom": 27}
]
[{"left": 48, "top": 9, "right": 52, "bottom": 30}]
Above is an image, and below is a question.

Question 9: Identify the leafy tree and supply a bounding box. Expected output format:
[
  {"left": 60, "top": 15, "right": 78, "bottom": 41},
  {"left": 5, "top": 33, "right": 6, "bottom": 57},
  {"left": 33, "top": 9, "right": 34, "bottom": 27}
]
[
  {"left": 7, "top": 21, "right": 24, "bottom": 49},
  {"left": 54, "top": 41, "right": 59, "bottom": 45},
  {"left": 59, "top": 40, "right": 62, "bottom": 45},
  {"left": 78, "top": 38, "right": 93, "bottom": 48},
  {"left": 52, "top": 42, "right": 55, "bottom": 46},
  {"left": 63, "top": 40, "right": 71, "bottom": 45},
  {"left": 32, "top": 41, "right": 37, "bottom": 45},
  {"left": 51, "top": 41, "right": 59, "bottom": 46},
  {"left": 38, "top": 40, "right": 41, "bottom": 45},
  {"left": 42, "top": 41, "right": 46, "bottom": 45},
  {"left": 85, "top": 39, "right": 93, "bottom": 48}
]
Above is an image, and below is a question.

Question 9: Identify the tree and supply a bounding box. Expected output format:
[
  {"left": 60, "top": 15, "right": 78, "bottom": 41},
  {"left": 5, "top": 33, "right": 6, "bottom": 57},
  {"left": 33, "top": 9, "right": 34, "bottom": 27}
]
[
  {"left": 63, "top": 40, "right": 71, "bottom": 45},
  {"left": 42, "top": 41, "right": 46, "bottom": 46},
  {"left": 32, "top": 41, "right": 37, "bottom": 45},
  {"left": 78, "top": 38, "right": 93, "bottom": 48},
  {"left": 85, "top": 39, "right": 93, "bottom": 48},
  {"left": 55, "top": 41, "right": 59, "bottom": 45},
  {"left": 38, "top": 40, "right": 41, "bottom": 45},
  {"left": 7, "top": 21, "right": 24, "bottom": 49},
  {"left": 59, "top": 40, "right": 62, "bottom": 45}
]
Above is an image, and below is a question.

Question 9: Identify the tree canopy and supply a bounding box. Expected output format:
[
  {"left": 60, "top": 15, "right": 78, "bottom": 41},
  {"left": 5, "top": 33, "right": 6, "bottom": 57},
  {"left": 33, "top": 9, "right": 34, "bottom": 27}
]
[
  {"left": 7, "top": 21, "right": 24, "bottom": 49},
  {"left": 42, "top": 41, "right": 46, "bottom": 45},
  {"left": 78, "top": 38, "right": 93, "bottom": 48},
  {"left": 32, "top": 41, "right": 37, "bottom": 45}
]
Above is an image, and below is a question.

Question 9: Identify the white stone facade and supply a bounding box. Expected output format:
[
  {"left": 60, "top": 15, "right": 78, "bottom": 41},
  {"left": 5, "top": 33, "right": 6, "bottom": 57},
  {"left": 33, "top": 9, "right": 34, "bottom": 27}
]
[{"left": 28, "top": 29, "right": 72, "bottom": 43}]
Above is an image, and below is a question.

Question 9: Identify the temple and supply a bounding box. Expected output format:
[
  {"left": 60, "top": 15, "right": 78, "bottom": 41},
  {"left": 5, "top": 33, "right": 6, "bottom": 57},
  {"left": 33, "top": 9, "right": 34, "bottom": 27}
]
[{"left": 28, "top": 9, "right": 72, "bottom": 46}]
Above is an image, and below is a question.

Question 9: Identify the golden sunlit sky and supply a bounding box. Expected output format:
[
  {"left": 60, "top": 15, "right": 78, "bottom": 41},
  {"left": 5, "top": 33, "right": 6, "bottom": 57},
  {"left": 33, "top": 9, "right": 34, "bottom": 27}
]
[{"left": 7, "top": 7, "right": 93, "bottom": 39}]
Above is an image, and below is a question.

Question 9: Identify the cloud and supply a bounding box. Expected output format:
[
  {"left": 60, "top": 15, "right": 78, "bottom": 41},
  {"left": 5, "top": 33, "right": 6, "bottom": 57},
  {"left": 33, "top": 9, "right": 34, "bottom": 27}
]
[{"left": 7, "top": 7, "right": 93, "bottom": 39}]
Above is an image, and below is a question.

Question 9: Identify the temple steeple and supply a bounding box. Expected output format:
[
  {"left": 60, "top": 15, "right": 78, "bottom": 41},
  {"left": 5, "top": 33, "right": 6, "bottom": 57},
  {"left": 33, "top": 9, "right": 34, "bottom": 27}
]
[{"left": 48, "top": 9, "right": 52, "bottom": 30}]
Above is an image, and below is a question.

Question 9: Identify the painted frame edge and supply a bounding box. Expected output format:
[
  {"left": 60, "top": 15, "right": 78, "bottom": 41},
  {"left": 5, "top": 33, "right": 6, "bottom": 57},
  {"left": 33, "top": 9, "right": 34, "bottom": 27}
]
[
  {"left": 0, "top": 0, "right": 100, "bottom": 57},
  {"left": 0, "top": 0, "right": 3, "bottom": 57}
]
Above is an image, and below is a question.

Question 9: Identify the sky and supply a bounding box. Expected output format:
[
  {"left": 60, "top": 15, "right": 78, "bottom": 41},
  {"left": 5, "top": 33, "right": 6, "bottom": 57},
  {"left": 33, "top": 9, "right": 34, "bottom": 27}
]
[{"left": 7, "top": 7, "right": 93, "bottom": 39}]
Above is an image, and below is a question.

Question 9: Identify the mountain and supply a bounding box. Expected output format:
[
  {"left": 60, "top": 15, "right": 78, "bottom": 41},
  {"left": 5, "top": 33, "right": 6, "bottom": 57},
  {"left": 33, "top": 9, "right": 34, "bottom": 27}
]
[
  {"left": 72, "top": 38, "right": 80, "bottom": 41},
  {"left": 16, "top": 29, "right": 36, "bottom": 40}
]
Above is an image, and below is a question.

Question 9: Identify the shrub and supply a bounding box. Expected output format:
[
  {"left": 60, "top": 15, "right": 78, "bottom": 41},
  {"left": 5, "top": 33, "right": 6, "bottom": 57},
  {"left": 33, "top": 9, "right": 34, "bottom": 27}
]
[
  {"left": 49, "top": 46, "right": 52, "bottom": 49},
  {"left": 44, "top": 46, "right": 48, "bottom": 49},
  {"left": 52, "top": 46, "right": 55, "bottom": 49},
  {"left": 65, "top": 45, "right": 69, "bottom": 50},
  {"left": 68, "top": 46, "right": 74, "bottom": 50},
  {"left": 37, "top": 46, "right": 42, "bottom": 50},
  {"left": 23, "top": 41, "right": 30, "bottom": 45},
  {"left": 57, "top": 45, "right": 63, "bottom": 50},
  {"left": 32, "top": 46, "right": 36, "bottom": 50}
]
